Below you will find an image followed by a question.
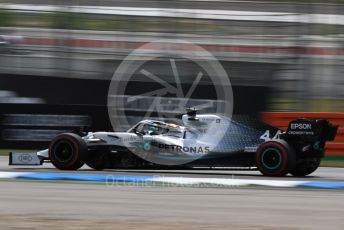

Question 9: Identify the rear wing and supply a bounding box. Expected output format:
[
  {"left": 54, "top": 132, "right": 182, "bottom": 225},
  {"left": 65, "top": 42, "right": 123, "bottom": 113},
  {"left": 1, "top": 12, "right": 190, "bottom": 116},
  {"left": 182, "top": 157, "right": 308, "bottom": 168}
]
[{"left": 284, "top": 119, "right": 338, "bottom": 142}]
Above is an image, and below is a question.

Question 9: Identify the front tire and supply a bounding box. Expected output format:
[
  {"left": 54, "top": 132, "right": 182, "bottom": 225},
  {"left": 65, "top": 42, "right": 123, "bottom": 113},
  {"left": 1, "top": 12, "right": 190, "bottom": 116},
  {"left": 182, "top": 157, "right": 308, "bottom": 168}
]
[
  {"left": 256, "top": 140, "right": 296, "bottom": 177},
  {"left": 49, "top": 133, "right": 88, "bottom": 170},
  {"left": 290, "top": 157, "right": 321, "bottom": 177}
]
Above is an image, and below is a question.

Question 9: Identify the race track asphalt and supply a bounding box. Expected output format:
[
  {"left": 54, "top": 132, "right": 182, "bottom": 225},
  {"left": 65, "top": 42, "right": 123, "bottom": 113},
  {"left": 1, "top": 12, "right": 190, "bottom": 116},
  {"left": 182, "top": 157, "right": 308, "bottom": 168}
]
[{"left": 0, "top": 181, "right": 343, "bottom": 230}]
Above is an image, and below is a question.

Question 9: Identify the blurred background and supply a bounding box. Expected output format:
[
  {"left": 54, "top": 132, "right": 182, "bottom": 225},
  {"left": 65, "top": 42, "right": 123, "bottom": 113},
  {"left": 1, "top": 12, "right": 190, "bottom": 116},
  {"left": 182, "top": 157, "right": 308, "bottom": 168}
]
[{"left": 0, "top": 0, "right": 343, "bottom": 160}]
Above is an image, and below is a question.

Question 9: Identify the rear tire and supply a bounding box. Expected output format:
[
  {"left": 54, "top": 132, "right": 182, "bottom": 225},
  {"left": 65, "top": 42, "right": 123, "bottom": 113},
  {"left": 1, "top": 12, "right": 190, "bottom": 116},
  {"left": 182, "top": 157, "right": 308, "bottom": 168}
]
[
  {"left": 49, "top": 133, "right": 87, "bottom": 170},
  {"left": 256, "top": 140, "right": 296, "bottom": 177},
  {"left": 290, "top": 157, "right": 321, "bottom": 177}
]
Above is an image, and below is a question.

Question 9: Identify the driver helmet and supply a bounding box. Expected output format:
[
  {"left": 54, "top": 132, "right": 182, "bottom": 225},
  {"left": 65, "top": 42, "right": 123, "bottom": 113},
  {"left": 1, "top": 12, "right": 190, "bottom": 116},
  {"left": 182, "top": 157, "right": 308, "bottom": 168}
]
[{"left": 148, "top": 126, "right": 156, "bottom": 135}]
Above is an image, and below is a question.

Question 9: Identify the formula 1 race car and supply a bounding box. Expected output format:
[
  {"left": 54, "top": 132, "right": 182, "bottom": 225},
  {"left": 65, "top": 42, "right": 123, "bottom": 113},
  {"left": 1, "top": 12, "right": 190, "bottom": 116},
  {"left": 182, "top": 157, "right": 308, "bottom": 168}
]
[{"left": 9, "top": 110, "right": 338, "bottom": 176}]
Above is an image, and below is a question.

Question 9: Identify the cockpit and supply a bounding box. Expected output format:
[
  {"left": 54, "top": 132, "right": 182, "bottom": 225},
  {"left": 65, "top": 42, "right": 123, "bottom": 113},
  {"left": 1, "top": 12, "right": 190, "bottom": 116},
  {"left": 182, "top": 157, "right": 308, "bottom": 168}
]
[
  {"left": 134, "top": 122, "right": 169, "bottom": 136},
  {"left": 128, "top": 120, "right": 193, "bottom": 139}
]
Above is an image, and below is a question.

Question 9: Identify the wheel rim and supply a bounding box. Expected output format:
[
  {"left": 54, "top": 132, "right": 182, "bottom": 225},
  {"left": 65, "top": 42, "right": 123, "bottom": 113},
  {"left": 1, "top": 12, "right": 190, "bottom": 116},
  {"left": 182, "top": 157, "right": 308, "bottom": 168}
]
[
  {"left": 53, "top": 141, "right": 74, "bottom": 163},
  {"left": 261, "top": 147, "right": 282, "bottom": 170}
]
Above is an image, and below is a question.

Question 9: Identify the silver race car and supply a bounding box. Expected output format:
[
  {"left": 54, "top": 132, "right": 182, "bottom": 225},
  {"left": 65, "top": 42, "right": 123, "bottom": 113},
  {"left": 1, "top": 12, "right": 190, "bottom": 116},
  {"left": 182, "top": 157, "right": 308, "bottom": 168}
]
[{"left": 9, "top": 110, "right": 338, "bottom": 176}]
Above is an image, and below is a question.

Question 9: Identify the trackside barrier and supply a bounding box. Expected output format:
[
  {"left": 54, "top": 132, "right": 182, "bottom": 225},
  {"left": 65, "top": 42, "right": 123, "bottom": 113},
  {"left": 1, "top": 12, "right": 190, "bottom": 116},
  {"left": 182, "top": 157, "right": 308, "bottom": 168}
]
[{"left": 260, "top": 112, "right": 344, "bottom": 157}]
